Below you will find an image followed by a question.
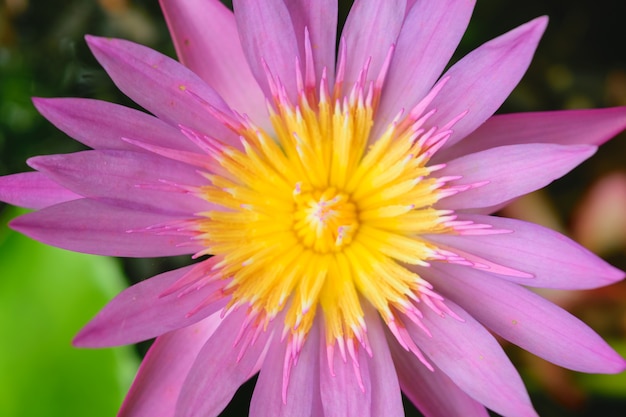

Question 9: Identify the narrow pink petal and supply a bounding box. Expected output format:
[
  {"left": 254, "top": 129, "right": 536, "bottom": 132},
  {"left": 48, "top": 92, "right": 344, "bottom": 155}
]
[
  {"left": 340, "top": 0, "right": 405, "bottom": 93},
  {"left": 232, "top": 0, "right": 301, "bottom": 101},
  {"left": 361, "top": 306, "right": 405, "bottom": 417},
  {"left": 428, "top": 17, "right": 547, "bottom": 148},
  {"left": 175, "top": 308, "right": 273, "bottom": 417},
  {"left": 405, "top": 0, "right": 417, "bottom": 13},
  {"left": 74, "top": 263, "right": 227, "bottom": 347},
  {"left": 28, "top": 150, "right": 209, "bottom": 216},
  {"left": 425, "top": 214, "right": 625, "bottom": 289},
  {"left": 159, "top": 0, "right": 268, "bottom": 127},
  {"left": 406, "top": 299, "right": 538, "bottom": 417},
  {"left": 389, "top": 341, "right": 489, "bottom": 417},
  {"left": 319, "top": 336, "right": 372, "bottom": 417},
  {"left": 119, "top": 315, "right": 222, "bottom": 417},
  {"left": 0, "top": 172, "right": 80, "bottom": 209},
  {"left": 249, "top": 321, "right": 320, "bottom": 417},
  {"left": 85, "top": 36, "right": 239, "bottom": 147},
  {"left": 376, "top": 0, "right": 475, "bottom": 128},
  {"left": 438, "top": 107, "right": 626, "bottom": 161},
  {"left": 437, "top": 143, "right": 596, "bottom": 210},
  {"left": 9, "top": 198, "right": 201, "bottom": 257},
  {"left": 285, "top": 0, "right": 338, "bottom": 85},
  {"left": 424, "top": 263, "right": 626, "bottom": 373},
  {"left": 33, "top": 98, "right": 199, "bottom": 152}
]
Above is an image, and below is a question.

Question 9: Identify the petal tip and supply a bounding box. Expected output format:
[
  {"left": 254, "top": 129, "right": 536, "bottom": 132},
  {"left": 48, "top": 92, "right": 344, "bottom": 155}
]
[
  {"left": 72, "top": 319, "right": 113, "bottom": 348},
  {"left": 518, "top": 15, "right": 549, "bottom": 43},
  {"left": 85, "top": 34, "right": 117, "bottom": 55},
  {"left": 596, "top": 262, "right": 625, "bottom": 287}
]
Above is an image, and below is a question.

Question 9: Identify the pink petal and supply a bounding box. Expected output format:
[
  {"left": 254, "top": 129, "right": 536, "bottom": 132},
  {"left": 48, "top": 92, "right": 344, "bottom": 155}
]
[
  {"left": 10, "top": 198, "right": 201, "bottom": 257},
  {"left": 85, "top": 36, "right": 239, "bottom": 147},
  {"left": 285, "top": 0, "right": 338, "bottom": 86},
  {"left": 0, "top": 172, "right": 80, "bottom": 209},
  {"left": 429, "top": 17, "right": 547, "bottom": 148},
  {"left": 424, "top": 263, "right": 626, "bottom": 373},
  {"left": 232, "top": 0, "right": 300, "bottom": 101},
  {"left": 159, "top": 0, "right": 268, "bottom": 127},
  {"left": 28, "top": 150, "right": 209, "bottom": 216},
  {"left": 119, "top": 315, "right": 222, "bottom": 417},
  {"left": 437, "top": 143, "right": 596, "bottom": 210},
  {"left": 425, "top": 214, "right": 625, "bottom": 289},
  {"left": 33, "top": 98, "right": 199, "bottom": 152},
  {"left": 376, "top": 0, "right": 475, "bottom": 128},
  {"left": 340, "top": 0, "right": 405, "bottom": 94},
  {"left": 317, "top": 307, "right": 404, "bottom": 417},
  {"left": 438, "top": 107, "right": 626, "bottom": 161},
  {"left": 74, "top": 263, "right": 227, "bottom": 347},
  {"left": 389, "top": 341, "right": 489, "bottom": 417},
  {"left": 319, "top": 336, "right": 372, "bottom": 417},
  {"left": 249, "top": 321, "right": 320, "bottom": 417},
  {"left": 406, "top": 299, "right": 538, "bottom": 417},
  {"left": 175, "top": 308, "right": 273, "bottom": 417},
  {"left": 361, "top": 305, "right": 405, "bottom": 417}
]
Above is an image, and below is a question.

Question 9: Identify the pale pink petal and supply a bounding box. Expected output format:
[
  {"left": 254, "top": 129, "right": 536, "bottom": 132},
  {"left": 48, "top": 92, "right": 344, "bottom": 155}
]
[
  {"left": 232, "top": 0, "right": 300, "bottom": 101},
  {"left": 249, "top": 321, "right": 320, "bottom": 417},
  {"left": 33, "top": 98, "right": 199, "bottom": 152},
  {"left": 175, "top": 308, "right": 273, "bottom": 417},
  {"left": 438, "top": 107, "right": 626, "bottom": 161},
  {"left": 425, "top": 214, "right": 625, "bottom": 289},
  {"left": 28, "top": 150, "right": 209, "bottom": 216},
  {"left": 424, "top": 263, "right": 626, "bottom": 373},
  {"left": 428, "top": 17, "right": 547, "bottom": 148},
  {"left": 405, "top": 0, "right": 417, "bottom": 13},
  {"left": 0, "top": 172, "right": 80, "bottom": 209},
  {"left": 74, "top": 263, "right": 227, "bottom": 347},
  {"left": 406, "top": 300, "right": 538, "bottom": 417},
  {"left": 437, "top": 143, "right": 596, "bottom": 210},
  {"left": 285, "top": 0, "right": 338, "bottom": 85},
  {"left": 361, "top": 305, "right": 405, "bottom": 417},
  {"left": 316, "top": 307, "right": 403, "bottom": 417},
  {"left": 85, "top": 36, "right": 239, "bottom": 147},
  {"left": 319, "top": 336, "right": 372, "bottom": 417},
  {"left": 377, "top": 0, "right": 475, "bottom": 128},
  {"left": 159, "top": 0, "right": 268, "bottom": 127},
  {"left": 340, "top": 0, "right": 405, "bottom": 94},
  {"left": 119, "top": 315, "right": 222, "bottom": 417},
  {"left": 9, "top": 198, "right": 201, "bottom": 257},
  {"left": 389, "top": 341, "right": 489, "bottom": 417}
]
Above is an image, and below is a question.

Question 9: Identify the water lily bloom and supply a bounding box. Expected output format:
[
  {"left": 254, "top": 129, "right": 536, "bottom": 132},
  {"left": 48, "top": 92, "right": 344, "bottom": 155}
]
[{"left": 2, "top": 0, "right": 626, "bottom": 416}]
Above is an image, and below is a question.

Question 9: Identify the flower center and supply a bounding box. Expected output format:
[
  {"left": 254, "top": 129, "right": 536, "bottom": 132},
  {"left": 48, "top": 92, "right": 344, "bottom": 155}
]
[
  {"left": 293, "top": 186, "right": 358, "bottom": 253},
  {"left": 182, "top": 67, "right": 461, "bottom": 355}
]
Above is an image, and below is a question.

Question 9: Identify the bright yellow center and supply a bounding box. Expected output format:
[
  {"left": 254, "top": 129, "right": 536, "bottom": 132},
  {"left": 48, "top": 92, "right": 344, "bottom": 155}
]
[
  {"left": 194, "top": 85, "right": 452, "bottom": 347},
  {"left": 293, "top": 186, "right": 358, "bottom": 253}
]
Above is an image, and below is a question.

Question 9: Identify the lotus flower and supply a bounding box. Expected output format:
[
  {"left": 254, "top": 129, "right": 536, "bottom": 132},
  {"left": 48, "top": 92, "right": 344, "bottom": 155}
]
[{"left": 1, "top": 1, "right": 625, "bottom": 416}]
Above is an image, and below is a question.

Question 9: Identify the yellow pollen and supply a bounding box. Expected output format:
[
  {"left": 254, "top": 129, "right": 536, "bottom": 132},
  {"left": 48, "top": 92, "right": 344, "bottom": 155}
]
[{"left": 194, "top": 81, "right": 453, "bottom": 348}]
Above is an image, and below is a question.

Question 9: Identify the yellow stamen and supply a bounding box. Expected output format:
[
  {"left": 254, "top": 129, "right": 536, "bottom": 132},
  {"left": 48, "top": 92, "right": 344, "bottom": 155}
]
[{"left": 194, "top": 81, "right": 453, "bottom": 348}]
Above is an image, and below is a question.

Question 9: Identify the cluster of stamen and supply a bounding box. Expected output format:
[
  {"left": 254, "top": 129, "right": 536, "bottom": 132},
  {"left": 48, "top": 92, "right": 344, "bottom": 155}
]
[
  {"left": 126, "top": 37, "right": 508, "bottom": 399},
  {"left": 293, "top": 186, "right": 358, "bottom": 252},
  {"left": 174, "top": 44, "right": 469, "bottom": 361}
]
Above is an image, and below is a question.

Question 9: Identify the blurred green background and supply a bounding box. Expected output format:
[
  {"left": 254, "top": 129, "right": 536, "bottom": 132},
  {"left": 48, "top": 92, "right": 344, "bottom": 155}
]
[{"left": 0, "top": 0, "right": 625, "bottom": 416}]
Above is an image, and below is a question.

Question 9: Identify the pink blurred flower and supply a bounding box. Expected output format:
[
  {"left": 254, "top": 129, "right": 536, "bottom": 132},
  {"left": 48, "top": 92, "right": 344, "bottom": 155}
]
[
  {"left": 573, "top": 171, "right": 626, "bottom": 256},
  {"left": 1, "top": 1, "right": 625, "bottom": 416}
]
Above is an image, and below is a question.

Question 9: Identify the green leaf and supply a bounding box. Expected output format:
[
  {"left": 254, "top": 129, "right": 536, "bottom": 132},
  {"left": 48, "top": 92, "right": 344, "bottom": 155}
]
[{"left": 0, "top": 207, "right": 138, "bottom": 417}]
